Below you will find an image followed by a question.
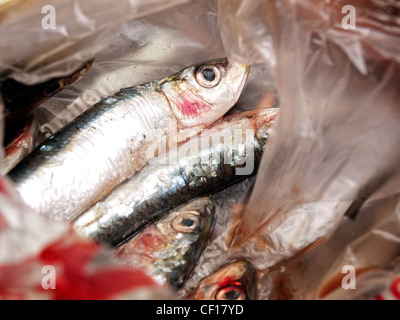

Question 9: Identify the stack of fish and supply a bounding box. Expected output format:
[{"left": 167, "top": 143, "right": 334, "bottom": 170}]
[{"left": 4, "top": 58, "right": 279, "bottom": 299}]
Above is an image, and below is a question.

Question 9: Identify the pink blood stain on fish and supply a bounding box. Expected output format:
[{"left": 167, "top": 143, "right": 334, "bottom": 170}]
[
  {"left": 140, "top": 232, "right": 165, "bottom": 252},
  {"left": 178, "top": 93, "right": 211, "bottom": 117},
  {"left": 116, "top": 231, "right": 165, "bottom": 260},
  {"left": 217, "top": 276, "right": 242, "bottom": 290}
]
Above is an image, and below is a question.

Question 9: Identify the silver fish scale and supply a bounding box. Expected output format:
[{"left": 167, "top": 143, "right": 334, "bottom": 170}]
[
  {"left": 9, "top": 84, "right": 175, "bottom": 221},
  {"left": 74, "top": 134, "right": 266, "bottom": 247}
]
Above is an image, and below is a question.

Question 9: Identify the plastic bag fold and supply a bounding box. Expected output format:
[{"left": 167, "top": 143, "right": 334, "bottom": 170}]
[
  {"left": 0, "top": 0, "right": 188, "bottom": 84},
  {"left": 219, "top": 0, "right": 400, "bottom": 254}
]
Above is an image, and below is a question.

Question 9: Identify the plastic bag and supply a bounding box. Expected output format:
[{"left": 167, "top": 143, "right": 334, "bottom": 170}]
[
  {"left": 0, "top": 0, "right": 188, "bottom": 84},
  {"left": 257, "top": 188, "right": 400, "bottom": 300},
  {"left": 219, "top": 0, "right": 400, "bottom": 267}
]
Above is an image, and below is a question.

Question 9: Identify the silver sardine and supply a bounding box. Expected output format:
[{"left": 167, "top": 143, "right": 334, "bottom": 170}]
[
  {"left": 73, "top": 108, "right": 279, "bottom": 247},
  {"left": 8, "top": 58, "right": 249, "bottom": 221}
]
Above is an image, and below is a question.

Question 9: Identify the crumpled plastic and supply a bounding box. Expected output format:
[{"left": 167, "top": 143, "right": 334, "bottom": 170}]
[
  {"left": 1, "top": 0, "right": 400, "bottom": 300},
  {"left": 256, "top": 187, "right": 400, "bottom": 300},
  {"left": 0, "top": 0, "right": 188, "bottom": 84},
  {"left": 220, "top": 0, "right": 400, "bottom": 267}
]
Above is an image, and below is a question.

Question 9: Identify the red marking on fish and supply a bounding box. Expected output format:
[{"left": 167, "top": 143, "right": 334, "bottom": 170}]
[
  {"left": 138, "top": 232, "right": 165, "bottom": 253},
  {"left": 178, "top": 93, "right": 211, "bottom": 117},
  {"left": 217, "top": 276, "right": 242, "bottom": 289}
]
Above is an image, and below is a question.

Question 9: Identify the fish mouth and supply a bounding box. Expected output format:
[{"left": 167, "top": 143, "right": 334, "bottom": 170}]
[
  {"left": 192, "top": 260, "right": 257, "bottom": 300},
  {"left": 213, "top": 260, "right": 257, "bottom": 300}
]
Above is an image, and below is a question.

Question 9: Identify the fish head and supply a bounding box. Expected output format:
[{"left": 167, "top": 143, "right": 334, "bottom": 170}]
[
  {"left": 158, "top": 196, "right": 215, "bottom": 241},
  {"left": 115, "top": 197, "right": 216, "bottom": 288},
  {"left": 161, "top": 58, "right": 250, "bottom": 129},
  {"left": 157, "top": 197, "right": 216, "bottom": 287},
  {"left": 190, "top": 260, "right": 257, "bottom": 300}
]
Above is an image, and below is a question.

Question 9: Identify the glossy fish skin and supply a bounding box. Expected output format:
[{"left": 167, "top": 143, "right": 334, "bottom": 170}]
[
  {"left": 114, "top": 197, "right": 215, "bottom": 289},
  {"left": 9, "top": 58, "right": 249, "bottom": 221},
  {"left": 73, "top": 108, "right": 279, "bottom": 247},
  {"left": 189, "top": 260, "right": 257, "bottom": 300}
]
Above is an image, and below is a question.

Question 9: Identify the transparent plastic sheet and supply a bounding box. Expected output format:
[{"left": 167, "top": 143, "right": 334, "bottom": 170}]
[
  {"left": 218, "top": 0, "right": 400, "bottom": 272},
  {"left": 0, "top": 0, "right": 189, "bottom": 84},
  {"left": 256, "top": 186, "right": 400, "bottom": 300}
]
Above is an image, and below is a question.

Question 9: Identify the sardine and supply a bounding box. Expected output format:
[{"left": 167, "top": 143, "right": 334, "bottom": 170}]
[
  {"left": 188, "top": 260, "right": 257, "bottom": 300},
  {"left": 114, "top": 197, "right": 215, "bottom": 289},
  {"left": 73, "top": 108, "right": 279, "bottom": 247},
  {"left": 8, "top": 58, "right": 249, "bottom": 221}
]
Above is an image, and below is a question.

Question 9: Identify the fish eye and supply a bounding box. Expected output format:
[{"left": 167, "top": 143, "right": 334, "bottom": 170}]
[
  {"left": 171, "top": 211, "right": 200, "bottom": 233},
  {"left": 215, "top": 286, "right": 246, "bottom": 300},
  {"left": 195, "top": 65, "right": 221, "bottom": 88},
  {"left": 202, "top": 68, "right": 215, "bottom": 81}
]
